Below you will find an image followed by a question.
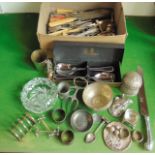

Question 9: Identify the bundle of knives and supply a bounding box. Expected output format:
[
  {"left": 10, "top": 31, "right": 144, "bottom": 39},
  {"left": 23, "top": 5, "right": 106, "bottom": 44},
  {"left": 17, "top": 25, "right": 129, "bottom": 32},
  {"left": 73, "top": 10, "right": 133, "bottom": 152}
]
[{"left": 47, "top": 8, "right": 116, "bottom": 36}]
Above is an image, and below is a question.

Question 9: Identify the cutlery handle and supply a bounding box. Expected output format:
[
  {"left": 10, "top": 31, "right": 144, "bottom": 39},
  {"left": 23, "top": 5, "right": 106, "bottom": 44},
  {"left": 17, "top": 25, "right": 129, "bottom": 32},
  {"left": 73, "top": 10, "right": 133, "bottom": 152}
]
[
  {"left": 94, "top": 121, "right": 105, "bottom": 134},
  {"left": 144, "top": 116, "right": 154, "bottom": 151},
  {"left": 89, "top": 66, "right": 114, "bottom": 72}
]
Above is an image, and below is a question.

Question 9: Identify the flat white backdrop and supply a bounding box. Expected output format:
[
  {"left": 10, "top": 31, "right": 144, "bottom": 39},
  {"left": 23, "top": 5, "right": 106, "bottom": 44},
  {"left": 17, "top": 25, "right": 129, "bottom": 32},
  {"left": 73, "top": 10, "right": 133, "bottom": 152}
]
[{"left": 0, "top": 2, "right": 155, "bottom": 16}]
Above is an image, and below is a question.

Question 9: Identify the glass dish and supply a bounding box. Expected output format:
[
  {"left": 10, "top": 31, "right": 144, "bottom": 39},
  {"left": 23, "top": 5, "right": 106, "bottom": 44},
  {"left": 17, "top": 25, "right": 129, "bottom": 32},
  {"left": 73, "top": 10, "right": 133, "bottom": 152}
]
[{"left": 21, "top": 77, "right": 57, "bottom": 114}]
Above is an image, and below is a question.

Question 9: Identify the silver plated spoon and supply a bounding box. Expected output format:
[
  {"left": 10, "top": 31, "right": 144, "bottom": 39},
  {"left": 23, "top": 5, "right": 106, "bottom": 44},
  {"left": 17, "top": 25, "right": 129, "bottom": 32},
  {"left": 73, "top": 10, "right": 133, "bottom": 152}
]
[
  {"left": 93, "top": 72, "right": 115, "bottom": 81},
  {"left": 56, "top": 63, "right": 85, "bottom": 76},
  {"left": 85, "top": 120, "right": 105, "bottom": 143}
]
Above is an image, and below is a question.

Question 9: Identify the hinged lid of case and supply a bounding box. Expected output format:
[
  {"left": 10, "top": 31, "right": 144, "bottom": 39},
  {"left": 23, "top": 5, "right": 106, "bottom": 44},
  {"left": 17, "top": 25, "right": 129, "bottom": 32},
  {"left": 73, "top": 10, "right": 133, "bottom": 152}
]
[{"left": 53, "top": 41, "right": 124, "bottom": 66}]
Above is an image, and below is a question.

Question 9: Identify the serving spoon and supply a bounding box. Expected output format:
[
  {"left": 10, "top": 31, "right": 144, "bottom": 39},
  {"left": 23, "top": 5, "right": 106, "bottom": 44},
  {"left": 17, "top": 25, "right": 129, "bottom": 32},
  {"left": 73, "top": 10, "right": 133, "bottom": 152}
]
[
  {"left": 92, "top": 72, "right": 115, "bottom": 81},
  {"left": 56, "top": 63, "right": 85, "bottom": 76}
]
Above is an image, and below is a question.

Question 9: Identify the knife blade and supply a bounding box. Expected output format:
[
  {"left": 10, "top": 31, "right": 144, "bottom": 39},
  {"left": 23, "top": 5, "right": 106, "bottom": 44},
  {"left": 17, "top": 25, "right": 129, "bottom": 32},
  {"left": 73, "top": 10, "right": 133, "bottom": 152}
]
[{"left": 137, "top": 66, "right": 154, "bottom": 151}]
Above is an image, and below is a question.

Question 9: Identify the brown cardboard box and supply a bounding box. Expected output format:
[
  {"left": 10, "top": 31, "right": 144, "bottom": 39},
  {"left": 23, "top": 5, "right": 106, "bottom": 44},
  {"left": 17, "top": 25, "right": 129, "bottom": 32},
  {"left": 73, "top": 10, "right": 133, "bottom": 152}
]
[{"left": 37, "top": 2, "right": 127, "bottom": 50}]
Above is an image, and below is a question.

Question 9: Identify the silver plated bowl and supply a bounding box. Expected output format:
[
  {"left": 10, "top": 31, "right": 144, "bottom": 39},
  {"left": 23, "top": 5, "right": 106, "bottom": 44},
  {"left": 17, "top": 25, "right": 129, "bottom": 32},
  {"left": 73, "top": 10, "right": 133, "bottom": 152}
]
[
  {"left": 82, "top": 82, "right": 113, "bottom": 111},
  {"left": 70, "top": 109, "right": 93, "bottom": 132}
]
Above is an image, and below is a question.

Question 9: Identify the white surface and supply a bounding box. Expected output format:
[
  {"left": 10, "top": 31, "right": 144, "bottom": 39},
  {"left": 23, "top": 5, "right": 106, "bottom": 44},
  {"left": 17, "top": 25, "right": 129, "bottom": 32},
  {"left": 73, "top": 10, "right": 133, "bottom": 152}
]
[
  {"left": 123, "top": 2, "right": 155, "bottom": 16},
  {"left": 0, "top": 2, "right": 41, "bottom": 13},
  {"left": 0, "top": 2, "right": 155, "bottom": 16}
]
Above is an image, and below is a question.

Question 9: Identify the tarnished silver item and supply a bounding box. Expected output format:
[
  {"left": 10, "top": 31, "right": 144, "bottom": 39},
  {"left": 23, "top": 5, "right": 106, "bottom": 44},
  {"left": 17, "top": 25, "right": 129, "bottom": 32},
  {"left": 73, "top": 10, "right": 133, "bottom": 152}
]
[
  {"left": 60, "top": 130, "right": 74, "bottom": 145},
  {"left": 103, "top": 122, "right": 132, "bottom": 151},
  {"left": 92, "top": 113, "right": 102, "bottom": 122},
  {"left": 57, "top": 77, "right": 88, "bottom": 113},
  {"left": 109, "top": 94, "right": 133, "bottom": 117},
  {"left": 92, "top": 72, "right": 115, "bottom": 82},
  {"left": 51, "top": 106, "right": 66, "bottom": 136},
  {"left": 48, "top": 20, "right": 91, "bottom": 33},
  {"left": 70, "top": 109, "right": 93, "bottom": 132},
  {"left": 17, "top": 119, "right": 29, "bottom": 132},
  {"left": 31, "top": 49, "right": 54, "bottom": 79},
  {"left": 31, "top": 49, "right": 47, "bottom": 72},
  {"left": 57, "top": 81, "right": 70, "bottom": 98},
  {"left": 119, "top": 128, "right": 130, "bottom": 139},
  {"left": 73, "top": 27, "right": 100, "bottom": 37},
  {"left": 143, "top": 116, "right": 154, "bottom": 151},
  {"left": 34, "top": 127, "right": 60, "bottom": 138},
  {"left": 38, "top": 116, "right": 51, "bottom": 132},
  {"left": 10, "top": 113, "right": 38, "bottom": 141},
  {"left": 85, "top": 116, "right": 109, "bottom": 143},
  {"left": 47, "top": 8, "right": 116, "bottom": 36},
  {"left": 88, "top": 66, "right": 115, "bottom": 81},
  {"left": 132, "top": 130, "right": 144, "bottom": 143},
  {"left": 120, "top": 71, "right": 142, "bottom": 96},
  {"left": 122, "top": 109, "right": 139, "bottom": 127},
  {"left": 82, "top": 82, "right": 113, "bottom": 111},
  {"left": 55, "top": 77, "right": 88, "bottom": 128},
  {"left": 137, "top": 66, "right": 154, "bottom": 151},
  {"left": 44, "top": 59, "right": 54, "bottom": 80},
  {"left": 88, "top": 66, "right": 114, "bottom": 72},
  {"left": 35, "top": 116, "right": 58, "bottom": 138},
  {"left": 56, "top": 63, "right": 85, "bottom": 76},
  {"left": 52, "top": 108, "right": 66, "bottom": 124},
  {"left": 35, "top": 129, "right": 55, "bottom": 137}
]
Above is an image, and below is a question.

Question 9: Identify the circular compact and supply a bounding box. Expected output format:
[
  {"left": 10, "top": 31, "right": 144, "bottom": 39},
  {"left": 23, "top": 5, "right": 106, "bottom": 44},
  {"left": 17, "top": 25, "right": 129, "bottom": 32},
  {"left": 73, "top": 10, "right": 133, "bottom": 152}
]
[
  {"left": 70, "top": 109, "right": 93, "bottom": 132},
  {"left": 21, "top": 77, "right": 57, "bottom": 114},
  {"left": 103, "top": 122, "right": 131, "bottom": 152},
  {"left": 82, "top": 82, "right": 113, "bottom": 111}
]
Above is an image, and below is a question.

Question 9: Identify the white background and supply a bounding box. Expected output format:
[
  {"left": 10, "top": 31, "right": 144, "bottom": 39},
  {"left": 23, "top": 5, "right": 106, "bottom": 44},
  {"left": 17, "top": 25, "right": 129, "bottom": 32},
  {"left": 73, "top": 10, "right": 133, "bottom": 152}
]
[{"left": 0, "top": 2, "right": 155, "bottom": 16}]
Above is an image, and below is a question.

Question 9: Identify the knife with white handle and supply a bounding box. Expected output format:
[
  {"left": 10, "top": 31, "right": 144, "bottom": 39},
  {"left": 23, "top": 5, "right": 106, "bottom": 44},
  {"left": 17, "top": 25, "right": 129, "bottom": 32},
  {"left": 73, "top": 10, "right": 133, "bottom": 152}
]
[{"left": 137, "top": 66, "right": 154, "bottom": 151}]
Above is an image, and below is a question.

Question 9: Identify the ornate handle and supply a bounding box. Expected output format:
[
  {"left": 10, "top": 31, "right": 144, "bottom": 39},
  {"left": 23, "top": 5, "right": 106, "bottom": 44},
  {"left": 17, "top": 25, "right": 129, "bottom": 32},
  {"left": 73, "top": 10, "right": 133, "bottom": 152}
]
[
  {"left": 144, "top": 116, "right": 154, "bottom": 151},
  {"left": 45, "top": 59, "right": 54, "bottom": 80}
]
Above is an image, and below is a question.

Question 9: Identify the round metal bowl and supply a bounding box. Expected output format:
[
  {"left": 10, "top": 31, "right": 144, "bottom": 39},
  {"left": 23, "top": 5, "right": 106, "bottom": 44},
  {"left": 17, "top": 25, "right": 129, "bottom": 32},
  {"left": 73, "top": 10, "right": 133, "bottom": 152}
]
[
  {"left": 70, "top": 109, "right": 93, "bottom": 132},
  {"left": 52, "top": 108, "right": 66, "bottom": 124},
  {"left": 82, "top": 82, "right": 113, "bottom": 111},
  {"left": 132, "top": 130, "right": 144, "bottom": 143},
  {"left": 60, "top": 130, "right": 74, "bottom": 145}
]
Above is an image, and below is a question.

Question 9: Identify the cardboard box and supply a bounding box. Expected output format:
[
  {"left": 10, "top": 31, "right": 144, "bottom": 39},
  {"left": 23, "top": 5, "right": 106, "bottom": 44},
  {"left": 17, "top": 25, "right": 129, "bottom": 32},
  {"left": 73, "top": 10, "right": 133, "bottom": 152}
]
[{"left": 37, "top": 2, "right": 127, "bottom": 50}]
